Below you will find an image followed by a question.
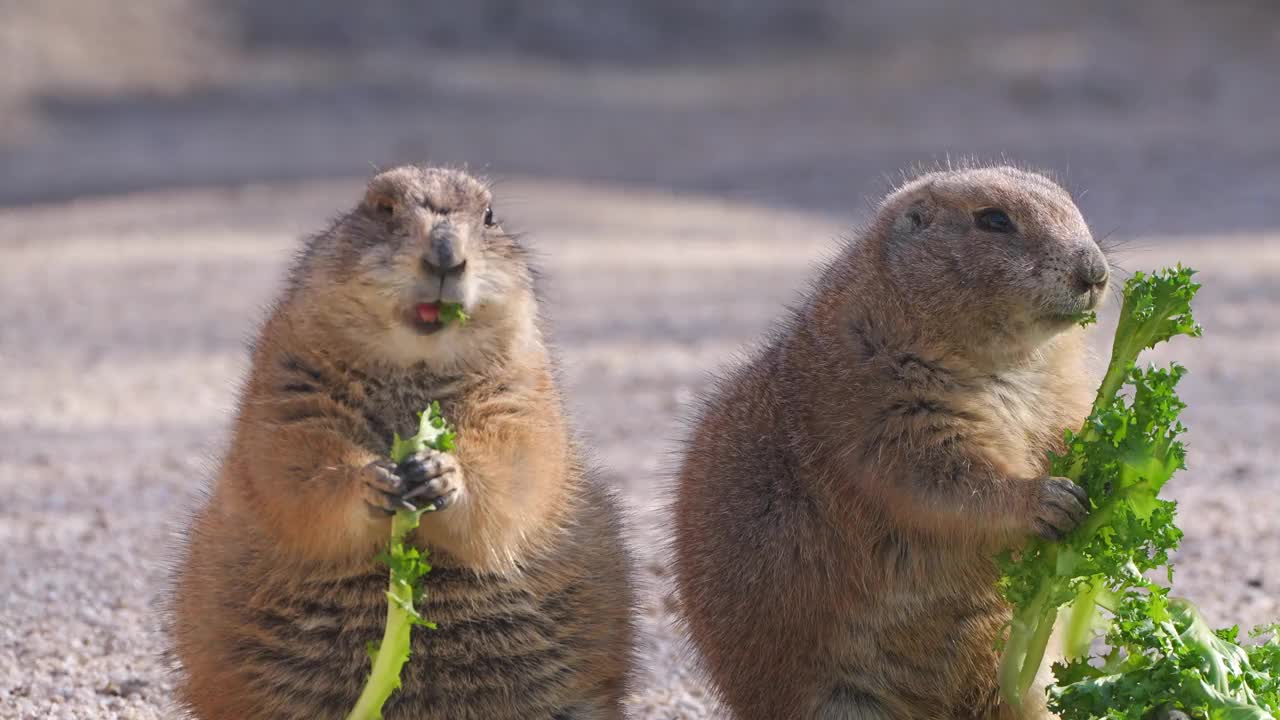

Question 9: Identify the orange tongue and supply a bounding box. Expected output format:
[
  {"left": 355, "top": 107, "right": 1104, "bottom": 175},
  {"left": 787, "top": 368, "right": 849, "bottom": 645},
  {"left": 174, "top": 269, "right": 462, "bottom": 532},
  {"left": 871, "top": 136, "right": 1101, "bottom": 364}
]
[{"left": 416, "top": 302, "right": 440, "bottom": 323}]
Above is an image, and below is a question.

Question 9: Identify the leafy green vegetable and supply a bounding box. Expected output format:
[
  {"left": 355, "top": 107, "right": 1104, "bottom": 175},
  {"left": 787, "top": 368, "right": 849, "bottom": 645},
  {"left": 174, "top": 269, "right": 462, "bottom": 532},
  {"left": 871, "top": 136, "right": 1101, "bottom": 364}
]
[
  {"left": 998, "top": 266, "right": 1280, "bottom": 712},
  {"left": 994, "top": 266, "right": 1280, "bottom": 719},
  {"left": 1050, "top": 595, "right": 1280, "bottom": 720},
  {"left": 346, "top": 402, "right": 456, "bottom": 720},
  {"left": 997, "top": 267, "right": 1204, "bottom": 705},
  {"left": 438, "top": 302, "right": 469, "bottom": 325},
  {"left": 1070, "top": 310, "right": 1100, "bottom": 329}
]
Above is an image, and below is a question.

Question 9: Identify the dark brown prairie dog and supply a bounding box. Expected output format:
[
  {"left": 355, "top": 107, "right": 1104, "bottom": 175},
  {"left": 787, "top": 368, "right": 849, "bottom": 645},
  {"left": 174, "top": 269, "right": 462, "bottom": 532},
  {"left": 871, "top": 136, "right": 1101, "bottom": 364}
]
[
  {"left": 672, "top": 166, "right": 1108, "bottom": 720},
  {"left": 173, "top": 166, "right": 635, "bottom": 720}
]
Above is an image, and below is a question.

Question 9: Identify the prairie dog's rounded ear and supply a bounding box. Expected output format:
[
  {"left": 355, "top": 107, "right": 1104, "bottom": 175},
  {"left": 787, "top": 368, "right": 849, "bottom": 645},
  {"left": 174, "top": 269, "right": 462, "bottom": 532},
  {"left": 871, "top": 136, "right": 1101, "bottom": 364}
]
[
  {"left": 364, "top": 188, "right": 398, "bottom": 218},
  {"left": 893, "top": 201, "right": 931, "bottom": 234}
]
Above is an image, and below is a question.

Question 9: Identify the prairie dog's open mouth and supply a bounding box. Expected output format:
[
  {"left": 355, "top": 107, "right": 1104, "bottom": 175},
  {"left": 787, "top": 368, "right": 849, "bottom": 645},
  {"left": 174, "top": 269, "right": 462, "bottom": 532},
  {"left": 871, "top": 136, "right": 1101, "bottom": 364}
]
[{"left": 405, "top": 302, "right": 445, "bottom": 334}]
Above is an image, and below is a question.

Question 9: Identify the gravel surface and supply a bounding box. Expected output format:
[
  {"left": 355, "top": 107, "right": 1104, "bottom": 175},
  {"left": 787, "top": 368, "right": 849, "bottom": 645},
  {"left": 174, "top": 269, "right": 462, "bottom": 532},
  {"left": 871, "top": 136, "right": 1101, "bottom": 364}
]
[{"left": 1, "top": 177, "right": 1277, "bottom": 719}]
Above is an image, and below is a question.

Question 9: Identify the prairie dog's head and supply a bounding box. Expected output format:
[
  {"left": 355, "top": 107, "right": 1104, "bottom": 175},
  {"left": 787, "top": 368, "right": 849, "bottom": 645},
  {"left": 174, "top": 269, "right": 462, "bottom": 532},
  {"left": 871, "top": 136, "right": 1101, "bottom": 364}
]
[
  {"left": 872, "top": 165, "right": 1108, "bottom": 359},
  {"left": 292, "top": 166, "right": 534, "bottom": 368}
]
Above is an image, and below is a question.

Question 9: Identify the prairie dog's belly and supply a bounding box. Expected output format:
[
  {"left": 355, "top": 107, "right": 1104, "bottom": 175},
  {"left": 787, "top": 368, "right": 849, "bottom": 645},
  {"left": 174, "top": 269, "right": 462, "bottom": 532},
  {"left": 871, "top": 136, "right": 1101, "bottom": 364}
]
[
  {"left": 228, "top": 567, "right": 588, "bottom": 720},
  {"left": 828, "top": 568, "right": 1010, "bottom": 714}
]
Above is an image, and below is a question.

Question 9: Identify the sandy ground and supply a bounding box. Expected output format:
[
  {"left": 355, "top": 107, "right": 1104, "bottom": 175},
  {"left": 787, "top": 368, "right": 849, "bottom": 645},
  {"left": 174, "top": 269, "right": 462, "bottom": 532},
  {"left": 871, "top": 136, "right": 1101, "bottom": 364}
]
[{"left": 1, "top": 175, "right": 1277, "bottom": 719}]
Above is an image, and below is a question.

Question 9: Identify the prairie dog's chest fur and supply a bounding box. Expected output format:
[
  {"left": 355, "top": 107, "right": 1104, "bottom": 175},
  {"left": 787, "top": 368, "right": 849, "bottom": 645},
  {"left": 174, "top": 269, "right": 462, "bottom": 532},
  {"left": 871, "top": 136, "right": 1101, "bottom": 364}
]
[
  {"left": 279, "top": 351, "right": 476, "bottom": 448},
  {"left": 816, "top": 368, "right": 1066, "bottom": 714},
  {"left": 953, "top": 363, "right": 1082, "bottom": 477}
]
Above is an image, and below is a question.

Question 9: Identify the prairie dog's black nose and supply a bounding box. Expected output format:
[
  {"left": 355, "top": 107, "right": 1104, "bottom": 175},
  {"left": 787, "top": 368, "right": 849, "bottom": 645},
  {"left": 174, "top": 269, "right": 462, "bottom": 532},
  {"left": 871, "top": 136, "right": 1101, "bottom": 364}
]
[
  {"left": 1074, "top": 249, "right": 1109, "bottom": 293},
  {"left": 422, "top": 235, "right": 467, "bottom": 277}
]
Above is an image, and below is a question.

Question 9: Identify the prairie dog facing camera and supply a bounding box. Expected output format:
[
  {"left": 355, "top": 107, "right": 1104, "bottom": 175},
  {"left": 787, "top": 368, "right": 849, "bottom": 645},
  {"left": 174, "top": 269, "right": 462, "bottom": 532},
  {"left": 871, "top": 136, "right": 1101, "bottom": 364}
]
[{"left": 173, "top": 166, "right": 636, "bottom": 720}]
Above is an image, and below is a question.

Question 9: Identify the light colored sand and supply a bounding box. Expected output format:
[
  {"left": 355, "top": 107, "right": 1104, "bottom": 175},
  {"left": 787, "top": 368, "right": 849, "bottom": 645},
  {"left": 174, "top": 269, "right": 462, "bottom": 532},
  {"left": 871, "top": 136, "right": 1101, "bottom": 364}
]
[{"left": 1, "top": 177, "right": 1276, "bottom": 719}]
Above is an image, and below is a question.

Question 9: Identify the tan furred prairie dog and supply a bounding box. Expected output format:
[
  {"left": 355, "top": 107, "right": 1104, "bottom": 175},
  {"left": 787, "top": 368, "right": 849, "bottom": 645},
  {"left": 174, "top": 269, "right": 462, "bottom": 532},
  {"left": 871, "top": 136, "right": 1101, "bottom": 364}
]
[
  {"left": 673, "top": 166, "right": 1109, "bottom": 719},
  {"left": 173, "top": 166, "right": 635, "bottom": 720}
]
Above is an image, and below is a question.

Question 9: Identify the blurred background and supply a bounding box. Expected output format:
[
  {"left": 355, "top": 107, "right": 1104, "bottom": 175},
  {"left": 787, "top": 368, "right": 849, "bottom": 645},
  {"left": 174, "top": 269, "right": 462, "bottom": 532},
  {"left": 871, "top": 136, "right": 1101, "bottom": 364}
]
[
  {"left": 2, "top": 2, "right": 1277, "bottom": 718},
  {"left": 6, "top": 0, "right": 1280, "bottom": 224}
]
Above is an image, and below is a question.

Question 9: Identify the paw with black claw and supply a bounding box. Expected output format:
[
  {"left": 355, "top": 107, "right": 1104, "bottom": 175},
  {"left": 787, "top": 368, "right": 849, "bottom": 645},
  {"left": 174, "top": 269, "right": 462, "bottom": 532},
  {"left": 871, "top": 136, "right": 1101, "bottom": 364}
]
[
  {"left": 361, "top": 449, "right": 462, "bottom": 518},
  {"left": 1030, "top": 476, "right": 1089, "bottom": 541}
]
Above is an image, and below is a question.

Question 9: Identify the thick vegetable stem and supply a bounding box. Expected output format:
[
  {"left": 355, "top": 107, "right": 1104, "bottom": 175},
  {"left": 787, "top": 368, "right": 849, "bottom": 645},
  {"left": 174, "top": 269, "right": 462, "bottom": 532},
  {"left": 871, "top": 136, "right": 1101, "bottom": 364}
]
[
  {"left": 346, "top": 510, "right": 427, "bottom": 720},
  {"left": 345, "top": 402, "right": 455, "bottom": 720}
]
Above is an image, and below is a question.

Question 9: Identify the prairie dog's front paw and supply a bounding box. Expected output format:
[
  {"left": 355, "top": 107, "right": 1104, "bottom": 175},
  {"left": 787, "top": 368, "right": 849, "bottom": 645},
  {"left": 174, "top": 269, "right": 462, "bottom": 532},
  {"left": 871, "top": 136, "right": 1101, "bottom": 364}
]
[
  {"left": 360, "top": 450, "right": 462, "bottom": 517},
  {"left": 1030, "top": 476, "right": 1089, "bottom": 541},
  {"left": 396, "top": 449, "right": 462, "bottom": 511}
]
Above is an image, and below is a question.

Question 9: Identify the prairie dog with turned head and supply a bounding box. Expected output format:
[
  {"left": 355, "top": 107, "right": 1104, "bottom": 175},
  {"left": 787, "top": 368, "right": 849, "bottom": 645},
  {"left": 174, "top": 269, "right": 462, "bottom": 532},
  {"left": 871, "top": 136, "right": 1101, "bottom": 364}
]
[{"left": 673, "top": 165, "right": 1107, "bottom": 719}]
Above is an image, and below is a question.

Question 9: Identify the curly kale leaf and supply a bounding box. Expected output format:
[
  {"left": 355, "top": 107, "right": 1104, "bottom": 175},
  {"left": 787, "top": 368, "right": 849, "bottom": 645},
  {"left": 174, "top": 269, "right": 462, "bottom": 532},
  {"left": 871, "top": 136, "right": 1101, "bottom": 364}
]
[
  {"left": 1050, "top": 595, "right": 1279, "bottom": 720},
  {"left": 997, "top": 267, "right": 1204, "bottom": 706}
]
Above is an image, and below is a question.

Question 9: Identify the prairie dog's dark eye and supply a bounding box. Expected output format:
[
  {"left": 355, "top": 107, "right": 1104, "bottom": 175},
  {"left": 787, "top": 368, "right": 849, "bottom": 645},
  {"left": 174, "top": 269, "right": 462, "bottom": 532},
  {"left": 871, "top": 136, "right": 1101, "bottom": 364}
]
[
  {"left": 367, "top": 191, "right": 397, "bottom": 218},
  {"left": 975, "top": 208, "right": 1015, "bottom": 233},
  {"left": 483, "top": 207, "right": 495, "bottom": 227}
]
